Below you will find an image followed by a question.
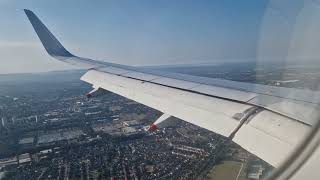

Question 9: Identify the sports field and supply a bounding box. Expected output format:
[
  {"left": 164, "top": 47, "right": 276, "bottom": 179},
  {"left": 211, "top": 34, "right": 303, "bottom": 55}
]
[{"left": 204, "top": 161, "right": 248, "bottom": 180}]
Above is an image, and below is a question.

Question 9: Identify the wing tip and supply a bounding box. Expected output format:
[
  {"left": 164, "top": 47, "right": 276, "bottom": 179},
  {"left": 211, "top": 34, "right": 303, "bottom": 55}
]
[
  {"left": 23, "top": 9, "right": 74, "bottom": 59},
  {"left": 23, "top": 9, "right": 33, "bottom": 16}
]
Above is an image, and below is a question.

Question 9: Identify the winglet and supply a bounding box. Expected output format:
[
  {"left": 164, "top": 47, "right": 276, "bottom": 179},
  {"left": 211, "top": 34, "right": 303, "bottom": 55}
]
[{"left": 24, "top": 9, "right": 74, "bottom": 58}]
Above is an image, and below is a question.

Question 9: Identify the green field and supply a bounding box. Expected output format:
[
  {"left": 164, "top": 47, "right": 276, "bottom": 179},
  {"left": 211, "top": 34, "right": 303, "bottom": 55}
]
[{"left": 204, "top": 161, "right": 247, "bottom": 180}]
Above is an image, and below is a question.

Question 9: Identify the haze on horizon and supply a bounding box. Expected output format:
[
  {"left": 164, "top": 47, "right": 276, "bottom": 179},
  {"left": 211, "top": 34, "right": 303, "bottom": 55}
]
[{"left": 1, "top": 0, "right": 320, "bottom": 74}]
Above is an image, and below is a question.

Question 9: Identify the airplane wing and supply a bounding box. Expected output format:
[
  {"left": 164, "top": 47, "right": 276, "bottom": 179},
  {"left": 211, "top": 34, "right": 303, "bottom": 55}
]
[{"left": 24, "top": 9, "right": 320, "bottom": 168}]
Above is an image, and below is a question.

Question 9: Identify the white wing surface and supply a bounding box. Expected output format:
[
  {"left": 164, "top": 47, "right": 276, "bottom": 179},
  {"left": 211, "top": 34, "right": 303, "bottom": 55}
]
[{"left": 24, "top": 9, "right": 320, "bottom": 167}]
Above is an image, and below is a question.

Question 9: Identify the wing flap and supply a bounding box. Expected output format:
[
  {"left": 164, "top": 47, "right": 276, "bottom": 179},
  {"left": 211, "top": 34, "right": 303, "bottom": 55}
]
[{"left": 233, "top": 110, "right": 310, "bottom": 167}]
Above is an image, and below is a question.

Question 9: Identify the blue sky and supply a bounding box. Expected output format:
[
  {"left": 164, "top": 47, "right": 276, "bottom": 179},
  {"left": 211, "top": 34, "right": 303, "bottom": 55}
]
[{"left": 0, "top": 0, "right": 320, "bottom": 74}]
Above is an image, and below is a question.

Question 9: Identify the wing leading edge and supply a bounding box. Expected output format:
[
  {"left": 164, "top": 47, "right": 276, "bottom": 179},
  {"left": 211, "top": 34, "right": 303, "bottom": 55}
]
[{"left": 24, "top": 9, "right": 320, "bottom": 167}]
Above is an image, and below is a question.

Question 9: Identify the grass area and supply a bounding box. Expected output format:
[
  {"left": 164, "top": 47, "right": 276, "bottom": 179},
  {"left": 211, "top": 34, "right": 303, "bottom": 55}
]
[{"left": 204, "top": 161, "right": 248, "bottom": 180}]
